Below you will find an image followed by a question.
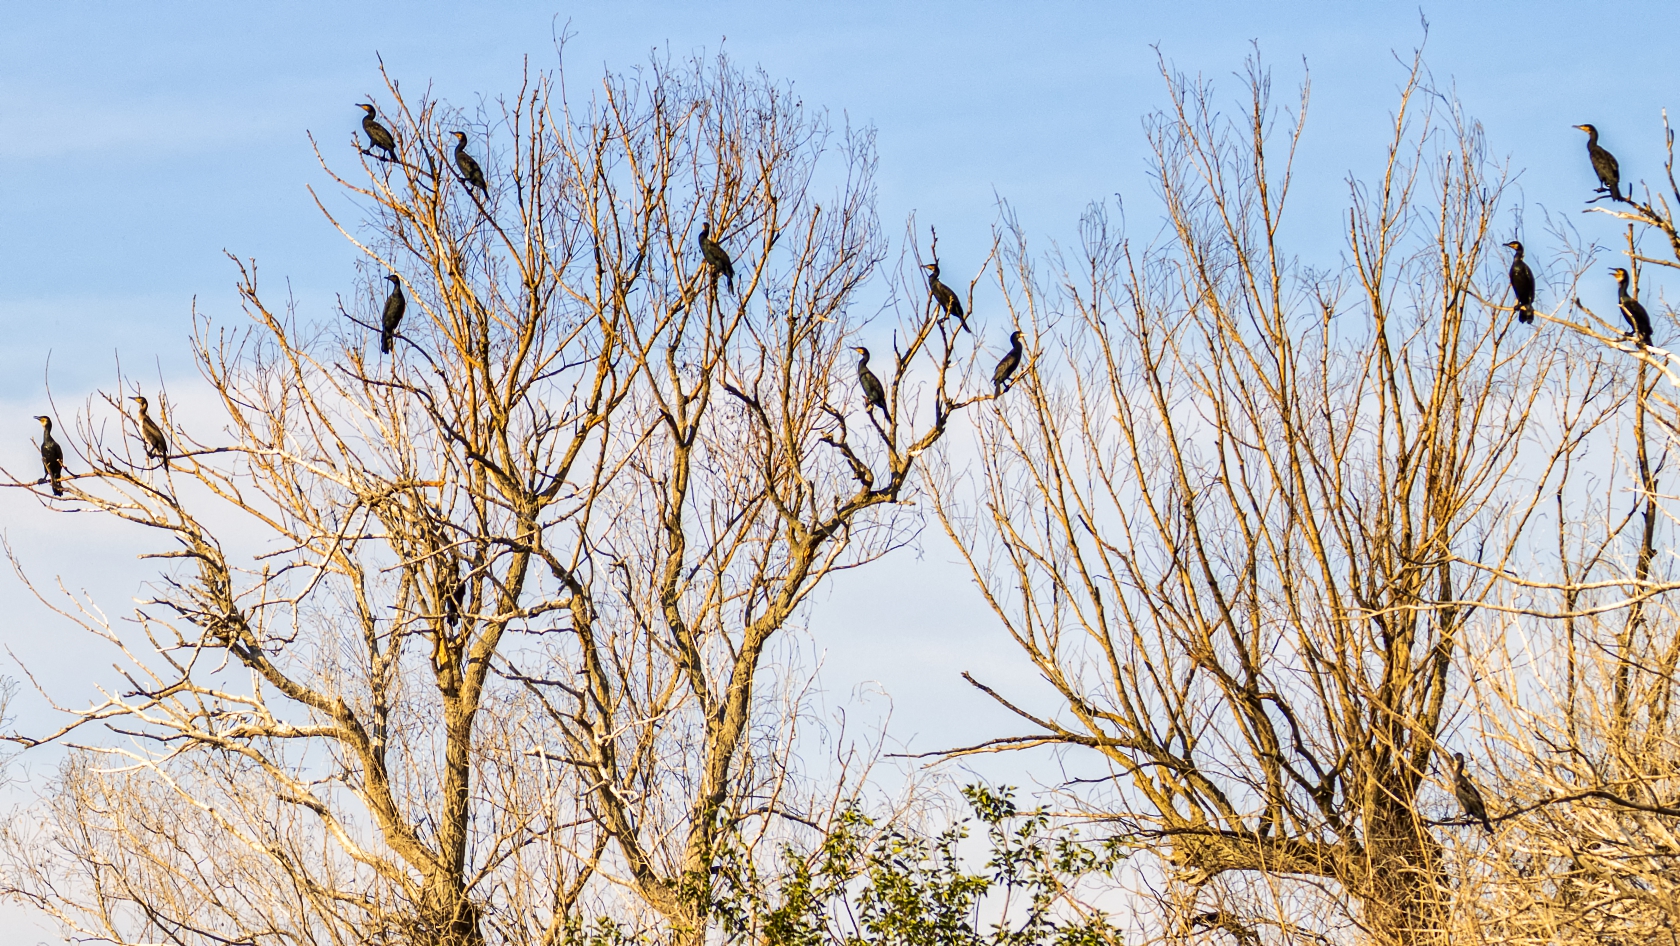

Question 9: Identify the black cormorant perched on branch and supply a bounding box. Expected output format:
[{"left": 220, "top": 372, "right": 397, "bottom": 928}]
[
  {"left": 33, "top": 415, "right": 62, "bottom": 496},
  {"left": 132, "top": 396, "right": 167, "bottom": 463},
  {"left": 1612, "top": 267, "right": 1653, "bottom": 346},
  {"left": 357, "top": 104, "right": 396, "bottom": 160},
  {"left": 381, "top": 274, "right": 406, "bottom": 354},
  {"left": 445, "top": 575, "right": 466, "bottom": 628},
  {"left": 993, "top": 330, "right": 1023, "bottom": 395},
  {"left": 451, "top": 131, "right": 487, "bottom": 193},
  {"left": 1505, "top": 241, "right": 1535, "bottom": 324},
  {"left": 699, "top": 222, "right": 735, "bottom": 294},
  {"left": 852, "top": 346, "right": 887, "bottom": 414},
  {"left": 924, "top": 262, "right": 969, "bottom": 333},
  {"left": 1574, "top": 124, "right": 1623, "bottom": 201},
  {"left": 1450, "top": 753, "right": 1493, "bottom": 832}
]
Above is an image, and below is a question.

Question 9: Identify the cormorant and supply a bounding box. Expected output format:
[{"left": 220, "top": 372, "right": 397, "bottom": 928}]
[
  {"left": 451, "top": 131, "right": 487, "bottom": 193},
  {"left": 1505, "top": 241, "right": 1535, "bottom": 324},
  {"left": 445, "top": 575, "right": 465, "bottom": 628},
  {"left": 1611, "top": 267, "right": 1653, "bottom": 346},
  {"left": 924, "top": 262, "right": 969, "bottom": 333},
  {"left": 132, "top": 396, "right": 167, "bottom": 463},
  {"left": 699, "top": 222, "right": 735, "bottom": 294},
  {"left": 380, "top": 274, "right": 406, "bottom": 354},
  {"left": 357, "top": 104, "right": 396, "bottom": 160},
  {"left": 1450, "top": 753, "right": 1493, "bottom": 832},
  {"left": 33, "top": 415, "right": 63, "bottom": 496},
  {"left": 1574, "top": 124, "right": 1623, "bottom": 201},
  {"left": 852, "top": 346, "right": 887, "bottom": 414},
  {"left": 993, "top": 330, "right": 1024, "bottom": 395}
]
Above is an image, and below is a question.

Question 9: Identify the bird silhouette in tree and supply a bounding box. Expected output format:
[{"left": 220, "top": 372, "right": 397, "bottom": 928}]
[
  {"left": 992, "top": 330, "right": 1024, "bottom": 396},
  {"left": 1611, "top": 267, "right": 1653, "bottom": 346},
  {"left": 1575, "top": 123, "right": 1623, "bottom": 201},
  {"left": 852, "top": 346, "right": 887, "bottom": 415},
  {"left": 381, "top": 274, "right": 406, "bottom": 354},
  {"left": 358, "top": 104, "right": 396, "bottom": 160},
  {"left": 132, "top": 395, "right": 168, "bottom": 465},
  {"left": 1505, "top": 241, "right": 1534, "bottom": 324},
  {"left": 1450, "top": 753, "right": 1493, "bottom": 832},
  {"left": 452, "top": 131, "right": 487, "bottom": 193},
  {"left": 924, "top": 261, "right": 969, "bottom": 333},
  {"left": 33, "top": 415, "right": 63, "bottom": 496},
  {"left": 699, "top": 222, "right": 735, "bottom": 294}
]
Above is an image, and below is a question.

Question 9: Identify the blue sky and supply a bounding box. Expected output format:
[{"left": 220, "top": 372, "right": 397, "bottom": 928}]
[{"left": 1, "top": 10, "right": 1678, "bottom": 935}]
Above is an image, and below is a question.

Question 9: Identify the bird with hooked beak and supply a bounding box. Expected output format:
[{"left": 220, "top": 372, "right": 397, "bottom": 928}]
[
  {"left": 992, "top": 330, "right": 1024, "bottom": 395},
  {"left": 852, "top": 346, "right": 887, "bottom": 414},
  {"left": 32, "top": 415, "right": 64, "bottom": 496},
  {"left": 699, "top": 222, "right": 735, "bottom": 294},
  {"left": 452, "top": 131, "right": 487, "bottom": 193},
  {"left": 380, "top": 274, "right": 406, "bottom": 354},
  {"left": 1574, "top": 123, "right": 1623, "bottom": 201},
  {"left": 357, "top": 104, "right": 396, "bottom": 160},
  {"left": 1611, "top": 267, "right": 1653, "bottom": 346},
  {"left": 924, "top": 261, "right": 969, "bottom": 333},
  {"left": 132, "top": 395, "right": 168, "bottom": 464},
  {"left": 1449, "top": 752, "right": 1493, "bottom": 832},
  {"left": 1504, "top": 241, "right": 1534, "bottom": 324}
]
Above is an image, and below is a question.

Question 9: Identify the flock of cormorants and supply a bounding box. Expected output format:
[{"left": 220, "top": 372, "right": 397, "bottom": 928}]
[
  {"left": 355, "top": 104, "right": 1028, "bottom": 424},
  {"left": 19, "top": 113, "right": 1652, "bottom": 834},
  {"left": 1434, "top": 122, "right": 1665, "bottom": 834},
  {"left": 26, "top": 103, "right": 1030, "bottom": 496},
  {"left": 1501, "top": 124, "right": 1654, "bottom": 346}
]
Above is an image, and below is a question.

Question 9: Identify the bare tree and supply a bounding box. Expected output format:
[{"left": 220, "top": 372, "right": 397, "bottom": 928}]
[
  {"left": 0, "top": 51, "right": 976, "bottom": 946},
  {"left": 1458, "top": 128, "right": 1680, "bottom": 946},
  {"left": 931, "top": 54, "right": 1603, "bottom": 946}
]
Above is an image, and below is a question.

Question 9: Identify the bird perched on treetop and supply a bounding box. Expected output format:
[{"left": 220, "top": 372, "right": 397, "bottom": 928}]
[
  {"left": 381, "top": 274, "right": 406, "bottom": 354},
  {"left": 1505, "top": 241, "right": 1535, "bottom": 325},
  {"left": 451, "top": 131, "right": 487, "bottom": 193},
  {"left": 132, "top": 395, "right": 168, "bottom": 464},
  {"left": 924, "top": 261, "right": 969, "bottom": 333},
  {"left": 1611, "top": 267, "right": 1653, "bottom": 346},
  {"left": 699, "top": 222, "right": 735, "bottom": 294},
  {"left": 852, "top": 346, "right": 887, "bottom": 414},
  {"left": 33, "top": 415, "right": 63, "bottom": 496},
  {"left": 1450, "top": 752, "right": 1493, "bottom": 832},
  {"left": 1574, "top": 124, "right": 1623, "bottom": 202},
  {"left": 993, "top": 330, "right": 1024, "bottom": 395},
  {"left": 357, "top": 104, "right": 396, "bottom": 160}
]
